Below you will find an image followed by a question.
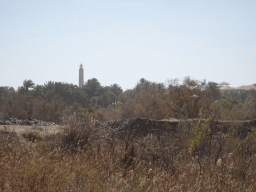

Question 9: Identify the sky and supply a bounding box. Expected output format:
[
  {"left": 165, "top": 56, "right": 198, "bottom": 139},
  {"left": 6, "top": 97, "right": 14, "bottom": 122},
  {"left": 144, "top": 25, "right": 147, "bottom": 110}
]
[{"left": 1, "top": 0, "right": 256, "bottom": 91}]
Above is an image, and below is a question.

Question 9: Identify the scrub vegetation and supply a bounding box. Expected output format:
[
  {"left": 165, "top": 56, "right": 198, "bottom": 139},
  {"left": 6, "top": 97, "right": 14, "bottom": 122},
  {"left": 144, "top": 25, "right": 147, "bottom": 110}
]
[{"left": 1, "top": 77, "right": 256, "bottom": 191}]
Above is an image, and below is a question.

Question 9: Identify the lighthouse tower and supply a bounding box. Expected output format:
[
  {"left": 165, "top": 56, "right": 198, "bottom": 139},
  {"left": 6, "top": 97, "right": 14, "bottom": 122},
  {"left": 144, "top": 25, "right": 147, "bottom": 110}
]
[{"left": 79, "top": 64, "right": 84, "bottom": 88}]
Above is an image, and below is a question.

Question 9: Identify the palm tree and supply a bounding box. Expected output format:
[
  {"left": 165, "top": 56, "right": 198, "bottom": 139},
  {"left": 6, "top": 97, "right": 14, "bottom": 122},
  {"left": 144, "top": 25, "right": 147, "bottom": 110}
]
[{"left": 23, "top": 79, "right": 35, "bottom": 92}]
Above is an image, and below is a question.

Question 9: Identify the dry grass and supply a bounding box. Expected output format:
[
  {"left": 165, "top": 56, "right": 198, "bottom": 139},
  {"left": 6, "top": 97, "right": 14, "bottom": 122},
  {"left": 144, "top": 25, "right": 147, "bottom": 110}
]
[
  {"left": 1, "top": 114, "right": 256, "bottom": 191},
  {"left": 0, "top": 125, "right": 63, "bottom": 137}
]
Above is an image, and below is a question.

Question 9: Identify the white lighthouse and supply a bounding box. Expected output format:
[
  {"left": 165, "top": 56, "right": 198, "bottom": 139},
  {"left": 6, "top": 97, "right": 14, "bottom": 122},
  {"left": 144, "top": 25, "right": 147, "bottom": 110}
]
[{"left": 79, "top": 64, "right": 84, "bottom": 88}]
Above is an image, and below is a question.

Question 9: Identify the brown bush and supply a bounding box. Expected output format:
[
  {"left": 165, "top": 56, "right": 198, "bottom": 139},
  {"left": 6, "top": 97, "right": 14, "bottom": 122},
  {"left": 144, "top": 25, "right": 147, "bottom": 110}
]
[
  {"left": 166, "top": 77, "right": 212, "bottom": 118},
  {"left": 2, "top": 94, "right": 66, "bottom": 123},
  {"left": 2, "top": 115, "right": 256, "bottom": 191},
  {"left": 22, "top": 131, "right": 43, "bottom": 143},
  {"left": 1, "top": 114, "right": 256, "bottom": 191},
  {"left": 133, "top": 88, "right": 171, "bottom": 119},
  {"left": 216, "top": 92, "right": 256, "bottom": 121},
  {"left": 120, "top": 77, "right": 213, "bottom": 120},
  {"left": 249, "top": 91, "right": 256, "bottom": 119},
  {"left": 119, "top": 89, "right": 137, "bottom": 118},
  {"left": 92, "top": 107, "right": 122, "bottom": 121},
  {"left": 3, "top": 93, "right": 34, "bottom": 120}
]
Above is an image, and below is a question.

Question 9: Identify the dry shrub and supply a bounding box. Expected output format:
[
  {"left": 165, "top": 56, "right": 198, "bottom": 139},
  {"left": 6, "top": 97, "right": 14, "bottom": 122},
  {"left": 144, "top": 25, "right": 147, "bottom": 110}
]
[
  {"left": 1, "top": 114, "right": 256, "bottom": 191},
  {"left": 232, "top": 103, "right": 253, "bottom": 120},
  {"left": 93, "top": 107, "right": 122, "bottom": 121},
  {"left": 22, "top": 131, "right": 43, "bottom": 142},
  {"left": 234, "top": 91, "right": 256, "bottom": 120},
  {"left": 60, "top": 112, "right": 96, "bottom": 153},
  {"left": 2, "top": 94, "right": 65, "bottom": 123},
  {"left": 120, "top": 77, "right": 212, "bottom": 120},
  {"left": 32, "top": 94, "right": 66, "bottom": 123},
  {"left": 2, "top": 94, "right": 32, "bottom": 120},
  {"left": 119, "top": 89, "right": 137, "bottom": 118},
  {"left": 0, "top": 111, "right": 5, "bottom": 120},
  {"left": 251, "top": 92, "right": 256, "bottom": 118},
  {"left": 166, "top": 77, "right": 212, "bottom": 118},
  {"left": 0, "top": 129, "right": 19, "bottom": 144},
  {"left": 31, "top": 126, "right": 43, "bottom": 131},
  {"left": 61, "top": 126, "right": 92, "bottom": 153},
  {"left": 133, "top": 88, "right": 171, "bottom": 120},
  {"left": 214, "top": 91, "right": 256, "bottom": 121}
]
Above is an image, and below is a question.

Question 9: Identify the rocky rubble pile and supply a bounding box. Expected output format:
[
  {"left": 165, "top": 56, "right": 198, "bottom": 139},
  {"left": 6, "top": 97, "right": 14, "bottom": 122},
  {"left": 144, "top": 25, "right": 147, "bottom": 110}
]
[
  {"left": 0, "top": 118, "right": 56, "bottom": 126},
  {"left": 103, "top": 117, "right": 177, "bottom": 139},
  {"left": 102, "top": 117, "right": 256, "bottom": 140}
]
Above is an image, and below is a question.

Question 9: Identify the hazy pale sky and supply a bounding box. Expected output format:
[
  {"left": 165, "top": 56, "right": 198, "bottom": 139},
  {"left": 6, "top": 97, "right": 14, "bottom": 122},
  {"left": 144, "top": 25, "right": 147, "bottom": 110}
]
[{"left": 1, "top": 0, "right": 255, "bottom": 90}]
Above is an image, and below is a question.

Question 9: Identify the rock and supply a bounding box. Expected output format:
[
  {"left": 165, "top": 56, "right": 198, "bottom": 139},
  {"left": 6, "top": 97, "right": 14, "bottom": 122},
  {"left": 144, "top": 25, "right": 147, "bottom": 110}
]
[
  {"left": 103, "top": 117, "right": 177, "bottom": 140},
  {"left": 102, "top": 117, "right": 256, "bottom": 140},
  {"left": 0, "top": 118, "right": 56, "bottom": 126}
]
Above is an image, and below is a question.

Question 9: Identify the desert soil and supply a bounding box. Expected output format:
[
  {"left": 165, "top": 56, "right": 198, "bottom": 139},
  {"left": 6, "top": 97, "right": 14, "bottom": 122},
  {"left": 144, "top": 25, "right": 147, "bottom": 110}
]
[{"left": 0, "top": 124, "right": 64, "bottom": 137}]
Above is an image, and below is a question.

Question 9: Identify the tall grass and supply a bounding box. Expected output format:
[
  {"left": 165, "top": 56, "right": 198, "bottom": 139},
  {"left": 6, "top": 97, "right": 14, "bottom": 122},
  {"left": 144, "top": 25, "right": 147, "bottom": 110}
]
[{"left": 1, "top": 112, "right": 256, "bottom": 191}]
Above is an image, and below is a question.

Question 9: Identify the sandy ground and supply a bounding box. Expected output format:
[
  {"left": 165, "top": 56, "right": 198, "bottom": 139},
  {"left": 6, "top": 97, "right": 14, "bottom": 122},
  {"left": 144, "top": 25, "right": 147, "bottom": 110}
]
[{"left": 0, "top": 124, "right": 64, "bottom": 137}]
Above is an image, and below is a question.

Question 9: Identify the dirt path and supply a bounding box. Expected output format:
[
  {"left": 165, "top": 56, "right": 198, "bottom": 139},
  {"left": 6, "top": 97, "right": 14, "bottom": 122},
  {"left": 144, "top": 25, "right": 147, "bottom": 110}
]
[{"left": 0, "top": 124, "right": 64, "bottom": 137}]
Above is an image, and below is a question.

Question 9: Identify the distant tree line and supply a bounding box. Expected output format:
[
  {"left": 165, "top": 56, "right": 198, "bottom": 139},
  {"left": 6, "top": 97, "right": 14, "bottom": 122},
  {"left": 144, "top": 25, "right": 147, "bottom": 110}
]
[
  {"left": 120, "top": 77, "right": 256, "bottom": 120},
  {"left": 0, "top": 77, "right": 255, "bottom": 122},
  {"left": 0, "top": 78, "right": 122, "bottom": 122}
]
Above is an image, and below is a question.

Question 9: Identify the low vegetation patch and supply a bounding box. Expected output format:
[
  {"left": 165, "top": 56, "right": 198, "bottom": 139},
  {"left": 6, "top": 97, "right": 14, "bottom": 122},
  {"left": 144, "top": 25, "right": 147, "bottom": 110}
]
[
  {"left": 0, "top": 113, "right": 256, "bottom": 191},
  {"left": 22, "top": 131, "right": 43, "bottom": 142},
  {"left": 1, "top": 77, "right": 256, "bottom": 190}
]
